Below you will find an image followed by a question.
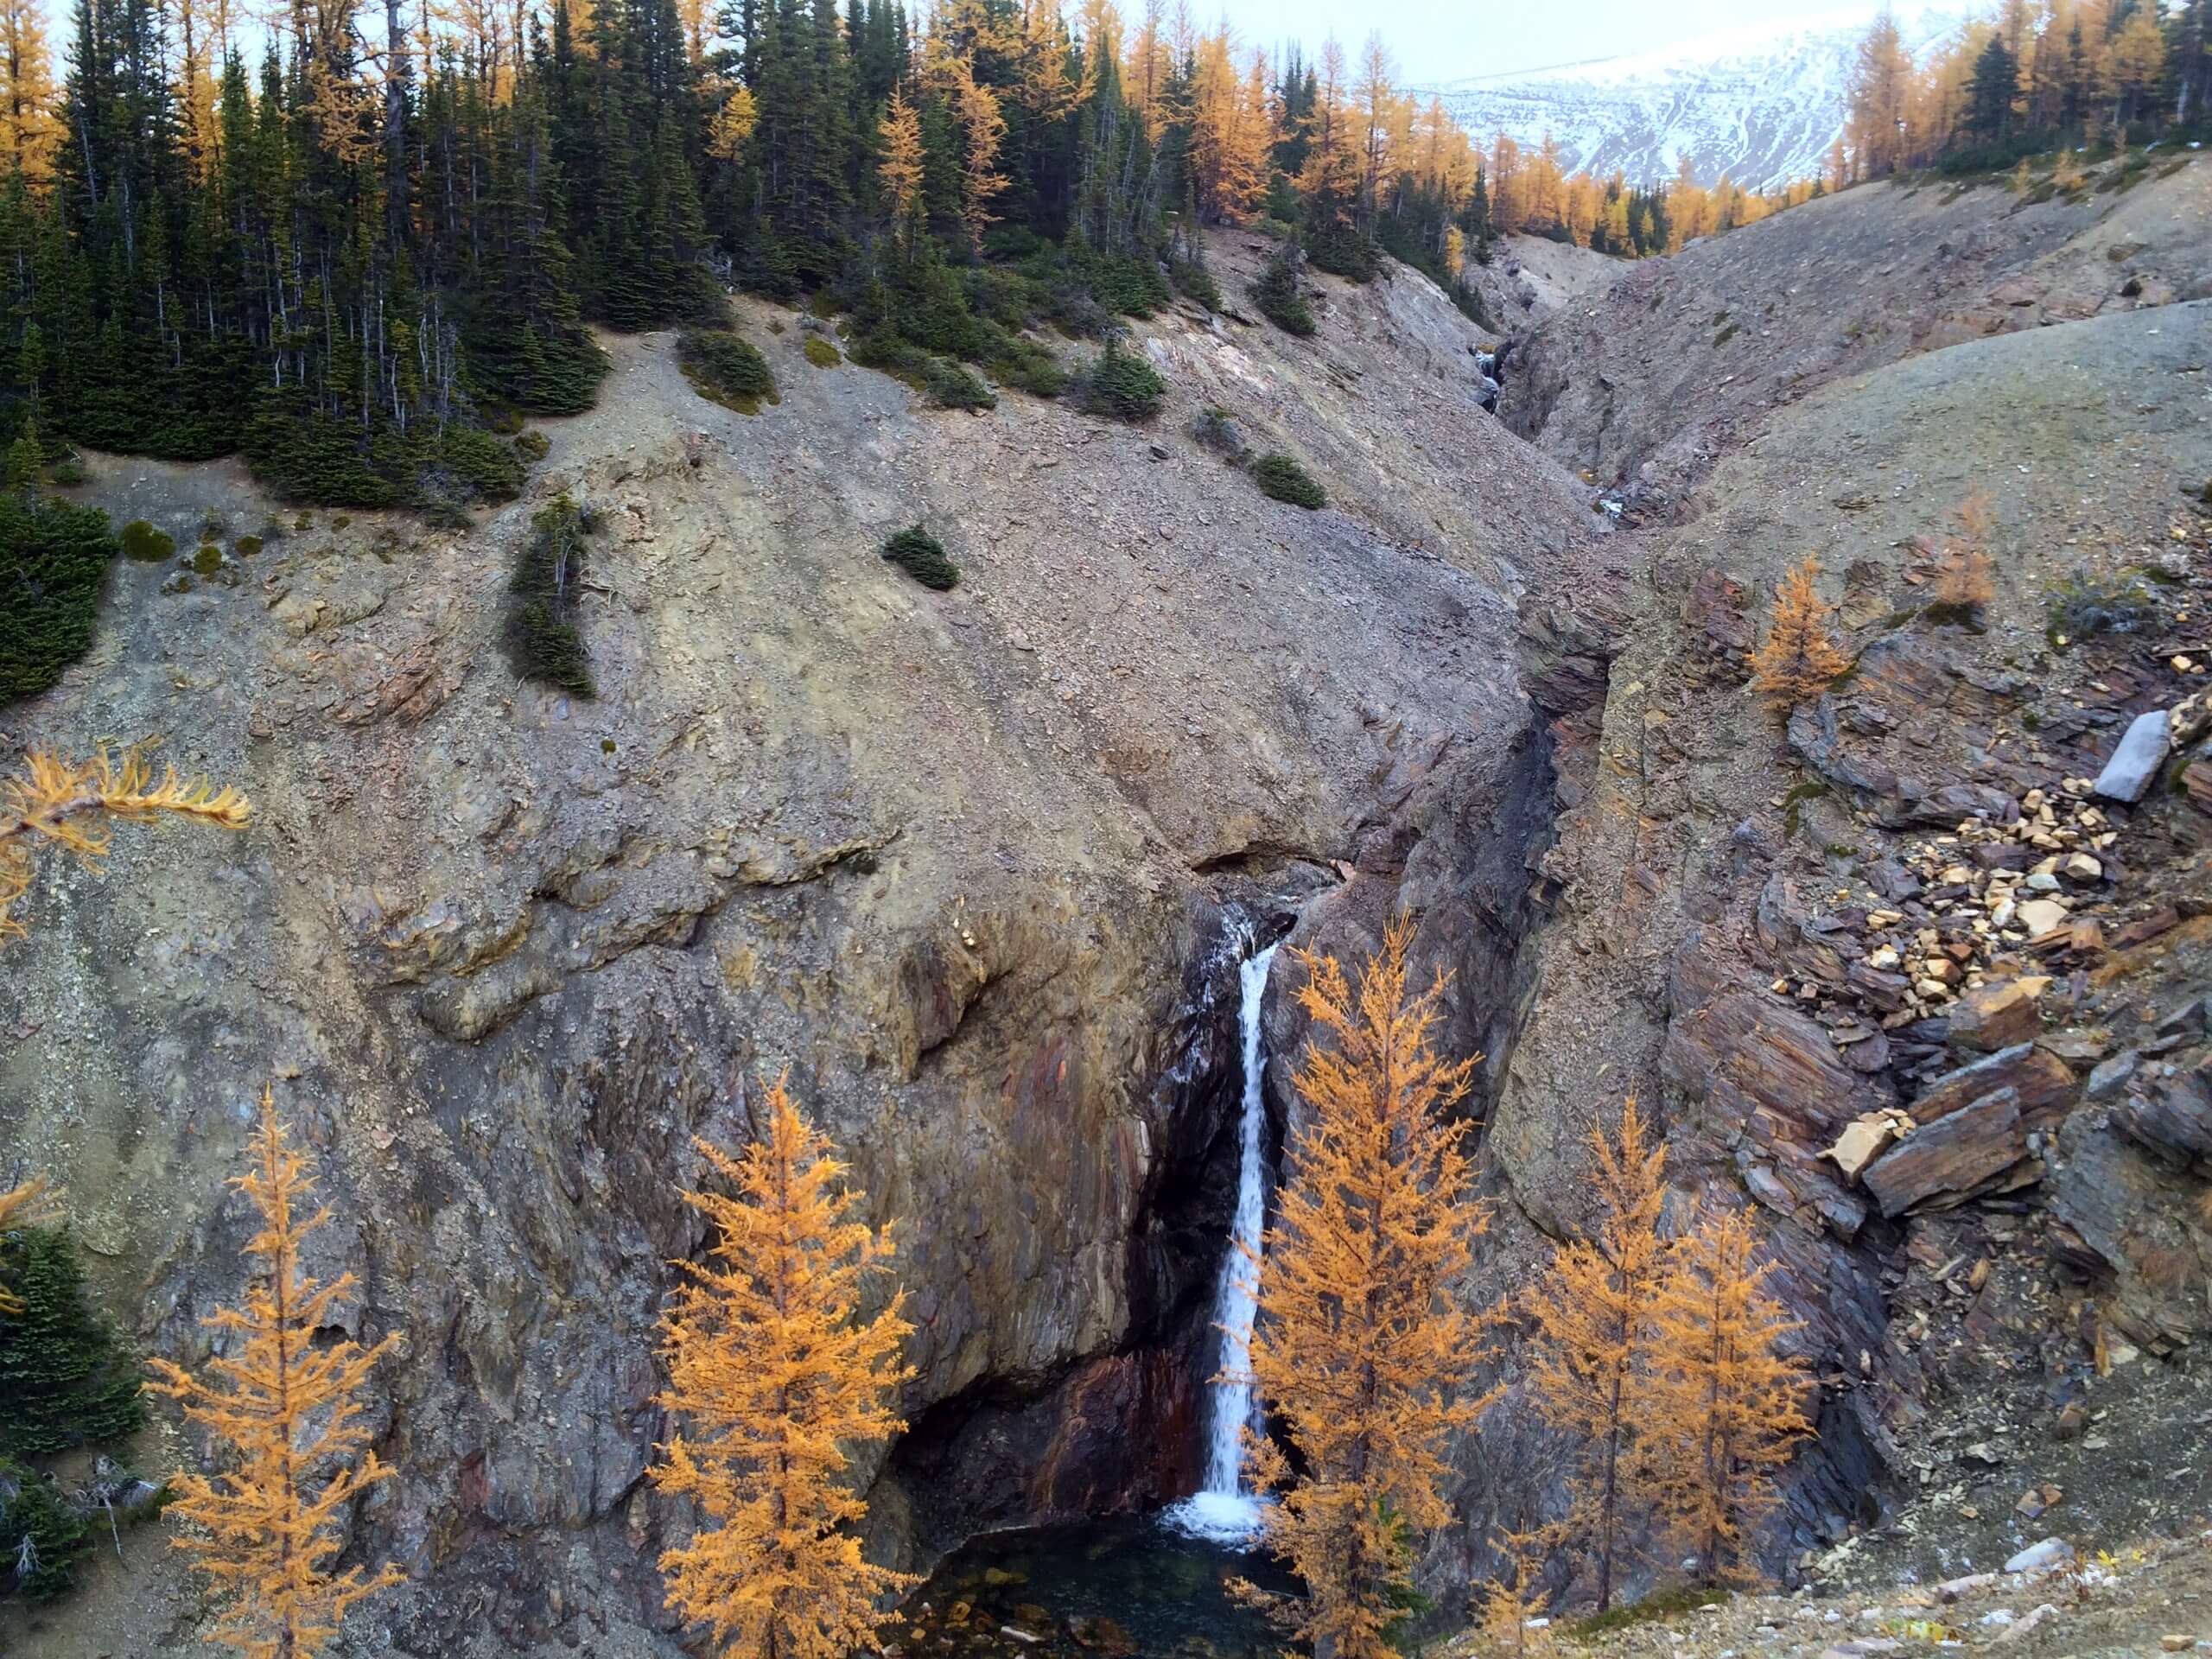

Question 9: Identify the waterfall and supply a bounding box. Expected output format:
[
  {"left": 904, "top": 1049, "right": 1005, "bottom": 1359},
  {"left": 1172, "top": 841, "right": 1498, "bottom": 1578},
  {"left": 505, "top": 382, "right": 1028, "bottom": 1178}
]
[{"left": 1166, "top": 941, "right": 1278, "bottom": 1545}]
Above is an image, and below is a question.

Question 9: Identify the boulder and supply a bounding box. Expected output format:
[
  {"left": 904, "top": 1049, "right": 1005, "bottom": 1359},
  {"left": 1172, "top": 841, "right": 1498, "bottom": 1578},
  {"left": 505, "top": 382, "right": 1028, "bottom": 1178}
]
[
  {"left": 2003, "top": 1538, "right": 2076, "bottom": 1574},
  {"left": 1912, "top": 1043, "right": 2078, "bottom": 1129},
  {"left": 1862, "top": 1088, "right": 2026, "bottom": 1216},
  {"left": 2113, "top": 1057, "right": 2212, "bottom": 1168},
  {"left": 1824, "top": 1110, "right": 1912, "bottom": 1182},
  {"left": 2092, "top": 708, "right": 2171, "bottom": 803},
  {"left": 1948, "top": 978, "right": 2048, "bottom": 1053}
]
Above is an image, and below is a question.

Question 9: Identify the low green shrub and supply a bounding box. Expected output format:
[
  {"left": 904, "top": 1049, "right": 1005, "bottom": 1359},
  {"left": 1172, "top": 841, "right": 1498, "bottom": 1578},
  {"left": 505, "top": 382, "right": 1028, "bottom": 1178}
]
[
  {"left": 233, "top": 535, "right": 263, "bottom": 558},
  {"left": 677, "top": 329, "right": 781, "bottom": 414},
  {"left": 1251, "top": 257, "right": 1316, "bottom": 336},
  {"left": 504, "top": 493, "right": 596, "bottom": 696},
  {"left": 2046, "top": 569, "right": 2159, "bottom": 645},
  {"left": 923, "top": 357, "right": 995, "bottom": 410},
  {"left": 120, "top": 519, "right": 174, "bottom": 563},
  {"left": 47, "top": 456, "right": 86, "bottom": 487},
  {"left": 1253, "top": 452, "right": 1325, "bottom": 509},
  {"left": 0, "top": 1227, "right": 146, "bottom": 1460},
  {"left": 514, "top": 429, "right": 550, "bottom": 461},
  {"left": 1079, "top": 341, "right": 1166, "bottom": 423},
  {"left": 1, "top": 498, "right": 118, "bottom": 705},
  {"left": 1167, "top": 255, "right": 1221, "bottom": 312},
  {"left": 881, "top": 524, "right": 959, "bottom": 590},
  {"left": 1304, "top": 222, "right": 1377, "bottom": 282},
  {"left": 192, "top": 543, "right": 223, "bottom": 575},
  {"left": 804, "top": 334, "right": 842, "bottom": 367},
  {"left": 0, "top": 1455, "right": 93, "bottom": 1602}
]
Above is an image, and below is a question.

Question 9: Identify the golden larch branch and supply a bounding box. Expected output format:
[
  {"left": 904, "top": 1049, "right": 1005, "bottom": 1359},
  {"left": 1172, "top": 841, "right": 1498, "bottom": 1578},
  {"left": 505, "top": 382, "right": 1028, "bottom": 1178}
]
[{"left": 0, "top": 747, "right": 251, "bottom": 943}]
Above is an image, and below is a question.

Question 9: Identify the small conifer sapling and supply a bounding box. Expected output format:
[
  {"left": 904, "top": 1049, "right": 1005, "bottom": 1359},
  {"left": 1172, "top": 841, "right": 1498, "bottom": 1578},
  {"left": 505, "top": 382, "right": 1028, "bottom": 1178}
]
[
  {"left": 1747, "top": 557, "right": 1851, "bottom": 711},
  {"left": 652, "top": 1073, "right": 917, "bottom": 1659},
  {"left": 1642, "top": 1206, "right": 1813, "bottom": 1587},
  {"left": 146, "top": 1088, "right": 404, "bottom": 1659}
]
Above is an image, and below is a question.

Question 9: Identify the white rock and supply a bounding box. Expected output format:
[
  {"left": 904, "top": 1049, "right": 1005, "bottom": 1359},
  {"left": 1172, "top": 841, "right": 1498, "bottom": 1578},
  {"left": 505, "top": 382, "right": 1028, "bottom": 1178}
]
[
  {"left": 2094, "top": 708, "right": 2171, "bottom": 802},
  {"left": 2004, "top": 1538, "right": 2075, "bottom": 1573}
]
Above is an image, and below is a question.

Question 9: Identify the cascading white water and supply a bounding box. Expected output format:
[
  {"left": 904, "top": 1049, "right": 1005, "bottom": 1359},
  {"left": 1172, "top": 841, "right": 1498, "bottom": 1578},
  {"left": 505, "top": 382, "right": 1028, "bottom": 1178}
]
[{"left": 1166, "top": 942, "right": 1278, "bottom": 1545}]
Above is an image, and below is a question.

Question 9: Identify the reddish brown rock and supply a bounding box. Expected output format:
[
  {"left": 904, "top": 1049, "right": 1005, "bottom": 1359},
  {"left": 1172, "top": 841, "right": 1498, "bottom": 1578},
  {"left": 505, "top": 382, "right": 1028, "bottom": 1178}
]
[
  {"left": 1948, "top": 977, "right": 2048, "bottom": 1053},
  {"left": 1911, "top": 1042, "right": 2078, "bottom": 1130},
  {"left": 1863, "top": 1088, "right": 2027, "bottom": 1216}
]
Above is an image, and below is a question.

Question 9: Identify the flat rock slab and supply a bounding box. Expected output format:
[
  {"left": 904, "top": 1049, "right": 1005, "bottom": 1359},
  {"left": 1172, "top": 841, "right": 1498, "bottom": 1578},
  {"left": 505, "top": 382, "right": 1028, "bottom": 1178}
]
[
  {"left": 2094, "top": 708, "right": 2172, "bottom": 802},
  {"left": 1865, "top": 1087, "right": 2025, "bottom": 1216},
  {"left": 1912, "top": 1042, "right": 2078, "bottom": 1129}
]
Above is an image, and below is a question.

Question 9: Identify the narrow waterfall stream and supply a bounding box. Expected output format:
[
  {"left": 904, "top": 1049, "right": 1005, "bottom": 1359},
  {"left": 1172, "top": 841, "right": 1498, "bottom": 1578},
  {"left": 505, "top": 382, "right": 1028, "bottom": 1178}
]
[
  {"left": 897, "top": 938, "right": 1290, "bottom": 1655},
  {"left": 1167, "top": 941, "right": 1279, "bottom": 1543}
]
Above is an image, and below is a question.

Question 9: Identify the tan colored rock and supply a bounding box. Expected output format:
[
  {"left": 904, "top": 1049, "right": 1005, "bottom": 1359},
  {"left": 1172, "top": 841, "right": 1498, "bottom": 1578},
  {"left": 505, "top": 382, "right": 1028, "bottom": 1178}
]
[
  {"left": 1825, "top": 1112, "right": 1907, "bottom": 1182},
  {"left": 1949, "top": 977, "right": 2047, "bottom": 1052},
  {"left": 2016, "top": 898, "right": 2070, "bottom": 938}
]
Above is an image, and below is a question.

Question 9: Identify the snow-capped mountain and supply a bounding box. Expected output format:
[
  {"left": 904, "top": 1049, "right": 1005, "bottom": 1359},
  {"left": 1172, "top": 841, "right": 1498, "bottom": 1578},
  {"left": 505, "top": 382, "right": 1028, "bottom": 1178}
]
[{"left": 1414, "top": 7, "right": 1965, "bottom": 191}]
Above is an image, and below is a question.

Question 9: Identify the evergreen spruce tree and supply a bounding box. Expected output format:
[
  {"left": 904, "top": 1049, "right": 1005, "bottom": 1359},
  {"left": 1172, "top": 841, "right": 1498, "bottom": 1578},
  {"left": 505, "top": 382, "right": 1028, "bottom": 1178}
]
[{"left": 0, "top": 1224, "right": 146, "bottom": 1459}]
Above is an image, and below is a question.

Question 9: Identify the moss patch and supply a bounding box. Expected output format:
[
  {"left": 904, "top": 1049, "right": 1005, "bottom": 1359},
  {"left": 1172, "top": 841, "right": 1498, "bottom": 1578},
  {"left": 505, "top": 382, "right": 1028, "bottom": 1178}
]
[
  {"left": 803, "top": 334, "right": 842, "bottom": 368},
  {"left": 120, "top": 519, "right": 175, "bottom": 563}
]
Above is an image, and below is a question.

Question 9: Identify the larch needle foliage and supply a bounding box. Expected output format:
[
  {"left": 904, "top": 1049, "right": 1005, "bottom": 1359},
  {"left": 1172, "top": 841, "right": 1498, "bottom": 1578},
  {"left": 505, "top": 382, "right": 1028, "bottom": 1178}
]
[
  {"left": 1643, "top": 1206, "right": 1813, "bottom": 1586},
  {"left": 145, "top": 1089, "right": 403, "bottom": 1659},
  {"left": 1747, "top": 558, "right": 1852, "bottom": 712},
  {"left": 1239, "top": 918, "right": 1499, "bottom": 1659},
  {"left": 652, "top": 1073, "right": 917, "bottom": 1659},
  {"left": 1522, "top": 1096, "right": 1669, "bottom": 1612},
  {"left": 0, "top": 747, "right": 250, "bottom": 943}
]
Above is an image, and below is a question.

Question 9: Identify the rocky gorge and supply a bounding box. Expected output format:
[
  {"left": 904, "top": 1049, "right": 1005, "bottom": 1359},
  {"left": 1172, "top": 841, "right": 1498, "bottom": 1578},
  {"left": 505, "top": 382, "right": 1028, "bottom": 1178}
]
[{"left": 5, "top": 158, "right": 2212, "bottom": 1658}]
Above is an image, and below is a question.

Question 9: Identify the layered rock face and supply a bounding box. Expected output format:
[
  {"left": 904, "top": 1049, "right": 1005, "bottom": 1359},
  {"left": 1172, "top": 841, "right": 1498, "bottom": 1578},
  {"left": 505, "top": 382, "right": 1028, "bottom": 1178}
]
[
  {"left": 0, "top": 233, "right": 1593, "bottom": 1654},
  {"left": 1492, "top": 146, "right": 2212, "bottom": 1586}
]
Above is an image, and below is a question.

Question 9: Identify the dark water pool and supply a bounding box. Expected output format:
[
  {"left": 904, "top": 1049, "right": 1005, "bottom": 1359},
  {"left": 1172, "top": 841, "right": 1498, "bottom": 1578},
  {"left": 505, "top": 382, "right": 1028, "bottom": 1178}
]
[{"left": 898, "top": 1514, "right": 1294, "bottom": 1657}]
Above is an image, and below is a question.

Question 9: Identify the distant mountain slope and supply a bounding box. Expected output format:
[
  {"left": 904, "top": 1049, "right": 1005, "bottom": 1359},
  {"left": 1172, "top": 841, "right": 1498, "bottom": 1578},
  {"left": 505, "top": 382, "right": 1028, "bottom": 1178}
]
[{"left": 1414, "top": 8, "right": 1963, "bottom": 191}]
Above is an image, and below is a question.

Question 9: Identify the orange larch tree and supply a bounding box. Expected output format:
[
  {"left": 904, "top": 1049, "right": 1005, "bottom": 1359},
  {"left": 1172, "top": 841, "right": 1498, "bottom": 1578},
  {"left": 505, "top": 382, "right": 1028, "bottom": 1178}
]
[
  {"left": 0, "top": 747, "right": 251, "bottom": 944},
  {"left": 146, "top": 1088, "right": 404, "bottom": 1659},
  {"left": 1930, "top": 490, "right": 1996, "bottom": 619},
  {"left": 950, "top": 60, "right": 1010, "bottom": 257},
  {"left": 1642, "top": 1205, "right": 1814, "bottom": 1587},
  {"left": 1521, "top": 1094, "right": 1669, "bottom": 1611},
  {"left": 651, "top": 1072, "right": 916, "bottom": 1659},
  {"left": 876, "top": 87, "right": 926, "bottom": 257},
  {"left": 1747, "top": 557, "right": 1851, "bottom": 711},
  {"left": 0, "top": 0, "right": 58, "bottom": 180},
  {"left": 1238, "top": 918, "right": 1500, "bottom": 1659},
  {"left": 1470, "top": 1527, "right": 1559, "bottom": 1659}
]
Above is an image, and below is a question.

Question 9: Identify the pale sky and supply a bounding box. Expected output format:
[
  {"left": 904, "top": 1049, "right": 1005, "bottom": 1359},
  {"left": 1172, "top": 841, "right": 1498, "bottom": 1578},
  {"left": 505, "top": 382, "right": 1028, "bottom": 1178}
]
[{"left": 1208, "top": 0, "right": 1892, "bottom": 82}]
